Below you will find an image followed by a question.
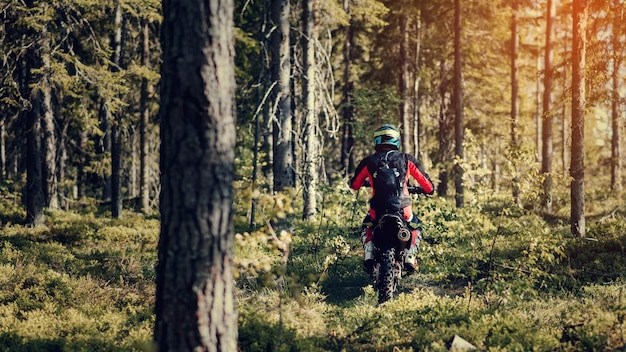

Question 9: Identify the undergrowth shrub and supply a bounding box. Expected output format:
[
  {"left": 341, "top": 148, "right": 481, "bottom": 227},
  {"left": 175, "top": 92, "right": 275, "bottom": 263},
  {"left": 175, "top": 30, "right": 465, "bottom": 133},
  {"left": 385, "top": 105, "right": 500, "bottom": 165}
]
[
  {"left": 563, "top": 218, "right": 626, "bottom": 284},
  {"left": 0, "top": 208, "right": 157, "bottom": 351},
  {"left": 0, "top": 182, "right": 625, "bottom": 351}
]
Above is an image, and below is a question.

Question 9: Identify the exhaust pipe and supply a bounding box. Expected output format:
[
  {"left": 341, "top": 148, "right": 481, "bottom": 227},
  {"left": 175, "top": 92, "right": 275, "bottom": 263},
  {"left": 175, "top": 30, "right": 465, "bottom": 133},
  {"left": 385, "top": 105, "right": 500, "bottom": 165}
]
[{"left": 397, "top": 228, "right": 410, "bottom": 242}]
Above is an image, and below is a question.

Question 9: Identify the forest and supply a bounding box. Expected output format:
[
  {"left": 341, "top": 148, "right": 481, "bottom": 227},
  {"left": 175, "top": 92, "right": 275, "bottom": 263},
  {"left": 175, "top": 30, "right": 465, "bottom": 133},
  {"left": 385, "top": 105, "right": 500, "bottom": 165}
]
[{"left": 1, "top": 0, "right": 625, "bottom": 350}]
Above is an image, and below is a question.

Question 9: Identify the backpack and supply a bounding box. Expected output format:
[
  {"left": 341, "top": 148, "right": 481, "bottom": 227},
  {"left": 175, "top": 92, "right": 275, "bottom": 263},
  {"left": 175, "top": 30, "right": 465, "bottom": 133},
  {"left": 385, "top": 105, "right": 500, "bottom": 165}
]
[{"left": 370, "top": 151, "right": 404, "bottom": 212}]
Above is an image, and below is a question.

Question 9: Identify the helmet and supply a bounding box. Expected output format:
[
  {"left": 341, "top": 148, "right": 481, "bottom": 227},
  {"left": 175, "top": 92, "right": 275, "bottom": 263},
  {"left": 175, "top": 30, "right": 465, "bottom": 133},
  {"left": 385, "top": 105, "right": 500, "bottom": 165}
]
[{"left": 373, "top": 124, "right": 401, "bottom": 149}]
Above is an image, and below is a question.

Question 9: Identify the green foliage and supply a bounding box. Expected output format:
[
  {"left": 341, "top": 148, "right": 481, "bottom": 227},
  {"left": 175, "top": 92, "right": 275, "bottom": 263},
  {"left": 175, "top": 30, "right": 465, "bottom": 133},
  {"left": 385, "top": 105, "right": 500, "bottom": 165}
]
[
  {"left": 0, "top": 208, "right": 157, "bottom": 351},
  {"left": 1, "top": 183, "right": 626, "bottom": 350},
  {"left": 235, "top": 187, "right": 626, "bottom": 351}
]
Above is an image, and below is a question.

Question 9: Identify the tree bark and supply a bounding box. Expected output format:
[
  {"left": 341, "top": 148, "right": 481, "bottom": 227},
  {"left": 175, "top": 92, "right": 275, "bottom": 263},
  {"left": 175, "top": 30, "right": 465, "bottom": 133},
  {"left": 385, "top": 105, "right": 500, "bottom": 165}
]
[
  {"left": 0, "top": 117, "right": 5, "bottom": 181},
  {"left": 302, "top": 0, "right": 318, "bottom": 219},
  {"left": 562, "top": 37, "right": 569, "bottom": 177},
  {"left": 23, "top": 46, "right": 45, "bottom": 226},
  {"left": 453, "top": 0, "right": 464, "bottom": 208},
  {"left": 399, "top": 14, "right": 411, "bottom": 152},
  {"left": 541, "top": 0, "right": 555, "bottom": 212},
  {"left": 437, "top": 59, "right": 449, "bottom": 197},
  {"left": 510, "top": 0, "right": 521, "bottom": 206},
  {"left": 571, "top": 0, "right": 586, "bottom": 238},
  {"left": 139, "top": 18, "right": 152, "bottom": 213},
  {"left": 155, "top": 0, "right": 238, "bottom": 349},
  {"left": 413, "top": 12, "right": 422, "bottom": 160},
  {"left": 111, "top": 0, "right": 124, "bottom": 218},
  {"left": 340, "top": 0, "right": 355, "bottom": 175},
  {"left": 40, "top": 24, "right": 59, "bottom": 210},
  {"left": 610, "top": 0, "right": 622, "bottom": 192},
  {"left": 21, "top": 1, "right": 45, "bottom": 226},
  {"left": 26, "top": 92, "right": 45, "bottom": 226},
  {"left": 98, "top": 98, "right": 112, "bottom": 201},
  {"left": 271, "top": 0, "right": 294, "bottom": 192}
]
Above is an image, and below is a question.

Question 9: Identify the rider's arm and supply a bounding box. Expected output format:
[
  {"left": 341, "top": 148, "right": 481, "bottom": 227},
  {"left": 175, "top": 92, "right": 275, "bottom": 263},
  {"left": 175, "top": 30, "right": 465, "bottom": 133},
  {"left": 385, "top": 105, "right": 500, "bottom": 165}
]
[
  {"left": 407, "top": 155, "right": 434, "bottom": 195},
  {"left": 349, "top": 158, "right": 371, "bottom": 190}
]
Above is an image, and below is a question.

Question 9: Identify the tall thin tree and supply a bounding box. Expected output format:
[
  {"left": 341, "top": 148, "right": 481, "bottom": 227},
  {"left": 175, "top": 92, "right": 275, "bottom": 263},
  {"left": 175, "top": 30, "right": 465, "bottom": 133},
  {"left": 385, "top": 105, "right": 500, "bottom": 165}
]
[
  {"left": 302, "top": 0, "right": 319, "bottom": 219},
  {"left": 571, "top": 0, "right": 586, "bottom": 237},
  {"left": 24, "top": 63, "right": 45, "bottom": 226},
  {"left": 453, "top": 0, "right": 464, "bottom": 208},
  {"left": 510, "top": 0, "right": 521, "bottom": 206},
  {"left": 40, "top": 21, "right": 59, "bottom": 210},
  {"left": 541, "top": 0, "right": 555, "bottom": 212},
  {"left": 111, "top": 0, "right": 124, "bottom": 218},
  {"left": 139, "top": 18, "right": 152, "bottom": 213},
  {"left": 399, "top": 14, "right": 411, "bottom": 152},
  {"left": 610, "top": 0, "right": 622, "bottom": 192},
  {"left": 340, "top": 0, "right": 355, "bottom": 176},
  {"left": 271, "top": 0, "right": 294, "bottom": 191},
  {"left": 22, "top": 0, "right": 48, "bottom": 226},
  {"left": 413, "top": 12, "right": 423, "bottom": 160},
  {"left": 155, "top": 0, "right": 238, "bottom": 349}
]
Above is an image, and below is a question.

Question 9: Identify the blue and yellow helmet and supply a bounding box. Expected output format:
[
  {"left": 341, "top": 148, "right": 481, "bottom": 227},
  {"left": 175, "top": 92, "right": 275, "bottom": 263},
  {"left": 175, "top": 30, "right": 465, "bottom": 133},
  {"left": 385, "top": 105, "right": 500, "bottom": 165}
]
[{"left": 373, "top": 124, "right": 401, "bottom": 149}]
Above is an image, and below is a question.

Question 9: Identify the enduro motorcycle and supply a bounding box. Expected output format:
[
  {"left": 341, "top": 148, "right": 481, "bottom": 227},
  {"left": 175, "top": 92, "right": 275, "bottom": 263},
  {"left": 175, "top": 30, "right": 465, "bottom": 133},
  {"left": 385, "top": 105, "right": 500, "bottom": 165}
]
[{"left": 369, "top": 185, "right": 425, "bottom": 304}]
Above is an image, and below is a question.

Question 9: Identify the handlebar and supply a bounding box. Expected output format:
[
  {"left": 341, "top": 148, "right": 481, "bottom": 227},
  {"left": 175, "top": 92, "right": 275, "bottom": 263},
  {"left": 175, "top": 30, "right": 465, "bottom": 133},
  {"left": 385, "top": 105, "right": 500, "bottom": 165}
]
[
  {"left": 361, "top": 180, "right": 426, "bottom": 195},
  {"left": 408, "top": 186, "right": 426, "bottom": 195}
]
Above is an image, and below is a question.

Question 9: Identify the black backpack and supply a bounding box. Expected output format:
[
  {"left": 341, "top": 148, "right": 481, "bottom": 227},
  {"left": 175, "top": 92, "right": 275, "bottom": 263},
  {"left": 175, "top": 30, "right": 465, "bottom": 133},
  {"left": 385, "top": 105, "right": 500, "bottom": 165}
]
[{"left": 370, "top": 151, "right": 404, "bottom": 213}]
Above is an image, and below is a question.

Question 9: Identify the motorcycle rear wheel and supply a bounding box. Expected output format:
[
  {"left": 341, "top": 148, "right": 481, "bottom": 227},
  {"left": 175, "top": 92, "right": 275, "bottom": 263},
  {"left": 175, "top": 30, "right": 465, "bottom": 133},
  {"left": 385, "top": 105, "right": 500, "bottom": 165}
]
[{"left": 377, "top": 247, "right": 399, "bottom": 304}]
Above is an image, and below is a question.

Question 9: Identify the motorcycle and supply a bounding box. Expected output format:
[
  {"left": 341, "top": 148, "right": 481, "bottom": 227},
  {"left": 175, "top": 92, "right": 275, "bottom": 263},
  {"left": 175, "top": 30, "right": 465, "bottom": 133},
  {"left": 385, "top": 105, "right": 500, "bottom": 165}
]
[{"left": 366, "top": 185, "right": 425, "bottom": 304}]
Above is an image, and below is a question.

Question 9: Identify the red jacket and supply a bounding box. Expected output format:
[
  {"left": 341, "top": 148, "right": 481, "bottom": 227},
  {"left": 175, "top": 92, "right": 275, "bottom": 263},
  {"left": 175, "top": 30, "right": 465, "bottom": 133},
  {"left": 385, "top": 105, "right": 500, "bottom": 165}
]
[{"left": 350, "top": 150, "right": 434, "bottom": 214}]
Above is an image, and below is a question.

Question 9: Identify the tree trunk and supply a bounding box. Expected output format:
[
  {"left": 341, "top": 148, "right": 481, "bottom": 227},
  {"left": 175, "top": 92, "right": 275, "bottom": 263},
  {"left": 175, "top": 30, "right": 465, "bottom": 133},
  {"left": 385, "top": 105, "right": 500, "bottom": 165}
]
[
  {"left": 562, "top": 37, "right": 569, "bottom": 177},
  {"left": 78, "top": 129, "right": 89, "bottom": 199},
  {"left": 23, "top": 43, "right": 45, "bottom": 226},
  {"left": 413, "top": 12, "right": 422, "bottom": 160},
  {"left": 399, "top": 14, "right": 411, "bottom": 152},
  {"left": 510, "top": 0, "right": 521, "bottom": 206},
  {"left": 610, "top": 0, "right": 622, "bottom": 192},
  {"left": 21, "top": 1, "right": 45, "bottom": 226},
  {"left": 139, "top": 18, "right": 152, "bottom": 213},
  {"left": 26, "top": 92, "right": 45, "bottom": 226},
  {"left": 302, "top": 0, "right": 318, "bottom": 219},
  {"left": 271, "top": 0, "right": 294, "bottom": 192},
  {"left": 340, "top": 0, "right": 355, "bottom": 175},
  {"left": 40, "top": 25, "right": 59, "bottom": 210},
  {"left": 111, "top": 0, "right": 124, "bottom": 218},
  {"left": 453, "top": 0, "right": 464, "bottom": 208},
  {"left": 0, "top": 117, "right": 5, "bottom": 181},
  {"left": 535, "top": 54, "right": 542, "bottom": 163},
  {"left": 541, "top": 0, "right": 555, "bottom": 212},
  {"left": 98, "top": 98, "right": 112, "bottom": 201},
  {"left": 571, "top": 0, "right": 586, "bottom": 238},
  {"left": 56, "top": 99, "right": 69, "bottom": 209},
  {"left": 437, "top": 59, "right": 449, "bottom": 197},
  {"left": 155, "top": 0, "right": 238, "bottom": 348}
]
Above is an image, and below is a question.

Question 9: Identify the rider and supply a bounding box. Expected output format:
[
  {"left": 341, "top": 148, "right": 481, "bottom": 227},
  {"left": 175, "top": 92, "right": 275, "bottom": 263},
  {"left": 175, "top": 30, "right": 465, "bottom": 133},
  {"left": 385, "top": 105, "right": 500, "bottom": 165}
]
[{"left": 349, "top": 124, "right": 434, "bottom": 274}]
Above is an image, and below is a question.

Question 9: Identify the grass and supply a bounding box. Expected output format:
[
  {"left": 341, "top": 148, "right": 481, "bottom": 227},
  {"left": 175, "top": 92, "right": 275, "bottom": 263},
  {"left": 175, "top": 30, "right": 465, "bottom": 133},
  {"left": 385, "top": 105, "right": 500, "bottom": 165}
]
[{"left": 0, "top": 187, "right": 624, "bottom": 351}]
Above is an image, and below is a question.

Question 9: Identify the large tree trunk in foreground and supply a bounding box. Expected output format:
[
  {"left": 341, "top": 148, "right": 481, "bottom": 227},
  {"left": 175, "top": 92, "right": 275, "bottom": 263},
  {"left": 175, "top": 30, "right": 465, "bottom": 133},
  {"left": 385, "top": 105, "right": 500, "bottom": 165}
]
[{"left": 155, "top": 0, "right": 238, "bottom": 349}]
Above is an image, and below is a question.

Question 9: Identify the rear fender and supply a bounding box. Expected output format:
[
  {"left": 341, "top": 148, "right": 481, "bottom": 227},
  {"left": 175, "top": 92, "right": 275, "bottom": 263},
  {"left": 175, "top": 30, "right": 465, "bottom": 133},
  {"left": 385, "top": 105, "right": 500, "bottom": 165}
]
[{"left": 372, "top": 213, "right": 411, "bottom": 254}]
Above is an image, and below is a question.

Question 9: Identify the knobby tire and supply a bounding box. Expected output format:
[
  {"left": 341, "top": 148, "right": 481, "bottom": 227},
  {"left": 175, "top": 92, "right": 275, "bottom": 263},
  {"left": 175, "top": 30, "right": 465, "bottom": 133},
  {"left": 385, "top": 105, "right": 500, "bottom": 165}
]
[{"left": 377, "top": 247, "right": 398, "bottom": 304}]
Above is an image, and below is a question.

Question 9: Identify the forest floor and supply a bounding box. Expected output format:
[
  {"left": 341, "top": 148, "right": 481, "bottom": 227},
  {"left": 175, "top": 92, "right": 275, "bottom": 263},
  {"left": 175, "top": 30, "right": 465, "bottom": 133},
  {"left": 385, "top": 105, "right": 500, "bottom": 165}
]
[{"left": 0, "top": 188, "right": 624, "bottom": 351}]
